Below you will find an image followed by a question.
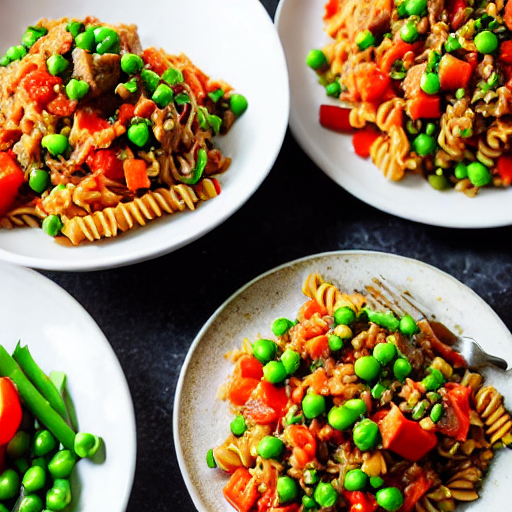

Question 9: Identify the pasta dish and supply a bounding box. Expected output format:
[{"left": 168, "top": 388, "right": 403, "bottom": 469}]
[
  {"left": 309, "top": 0, "right": 512, "bottom": 196},
  {"left": 208, "top": 273, "right": 511, "bottom": 512},
  {"left": 0, "top": 18, "right": 247, "bottom": 244}
]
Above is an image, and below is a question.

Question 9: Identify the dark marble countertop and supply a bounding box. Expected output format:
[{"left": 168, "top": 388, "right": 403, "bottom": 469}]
[{"left": 38, "top": 1, "right": 512, "bottom": 511}]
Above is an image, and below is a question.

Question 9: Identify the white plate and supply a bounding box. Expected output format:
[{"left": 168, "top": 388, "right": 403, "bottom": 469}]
[
  {"left": 0, "top": 0, "right": 289, "bottom": 271},
  {"left": 275, "top": 0, "right": 512, "bottom": 228},
  {"left": 0, "top": 262, "right": 136, "bottom": 512},
  {"left": 174, "top": 250, "right": 512, "bottom": 512}
]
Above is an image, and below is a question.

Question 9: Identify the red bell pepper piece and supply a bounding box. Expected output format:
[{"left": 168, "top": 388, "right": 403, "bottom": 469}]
[
  {"left": 343, "top": 491, "right": 379, "bottom": 512},
  {"left": 505, "top": 0, "right": 512, "bottom": 31},
  {"left": 324, "top": 0, "right": 339, "bottom": 19},
  {"left": 0, "top": 152, "right": 25, "bottom": 217},
  {"left": 0, "top": 378, "right": 23, "bottom": 445},
  {"left": 500, "top": 41, "right": 512, "bottom": 64},
  {"left": 243, "top": 380, "right": 288, "bottom": 425},
  {"left": 403, "top": 471, "right": 433, "bottom": 512},
  {"left": 319, "top": 105, "right": 353, "bottom": 133},
  {"left": 86, "top": 149, "right": 125, "bottom": 181},
  {"left": 118, "top": 104, "right": 136, "bottom": 125},
  {"left": 223, "top": 468, "right": 259, "bottom": 512},
  {"left": 22, "top": 69, "right": 61, "bottom": 106},
  {"left": 227, "top": 355, "right": 262, "bottom": 407},
  {"left": 438, "top": 54, "right": 473, "bottom": 90},
  {"left": 408, "top": 92, "right": 441, "bottom": 120},
  {"left": 379, "top": 403, "right": 438, "bottom": 462},
  {"left": 355, "top": 64, "right": 391, "bottom": 102},
  {"left": 438, "top": 383, "right": 471, "bottom": 442},
  {"left": 449, "top": 0, "right": 467, "bottom": 30},
  {"left": 240, "top": 356, "right": 264, "bottom": 380},
  {"left": 352, "top": 126, "right": 381, "bottom": 158},
  {"left": 497, "top": 155, "right": 512, "bottom": 186},
  {"left": 76, "top": 109, "right": 111, "bottom": 133}
]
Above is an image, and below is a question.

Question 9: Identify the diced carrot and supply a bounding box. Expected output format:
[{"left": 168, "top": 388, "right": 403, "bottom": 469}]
[
  {"left": 438, "top": 384, "right": 471, "bottom": 442},
  {"left": 408, "top": 92, "right": 441, "bottom": 120},
  {"left": 228, "top": 377, "right": 260, "bottom": 407},
  {"left": 123, "top": 159, "right": 150, "bottom": 191},
  {"left": 141, "top": 47, "right": 170, "bottom": 75},
  {"left": 223, "top": 468, "right": 259, "bottom": 512},
  {"left": 240, "top": 356, "right": 264, "bottom": 380},
  {"left": 379, "top": 40, "right": 422, "bottom": 74},
  {"left": 379, "top": 403, "right": 438, "bottom": 461},
  {"left": 303, "top": 368, "right": 328, "bottom": 393},
  {"left": 500, "top": 41, "right": 512, "bottom": 64},
  {"left": 505, "top": 0, "right": 512, "bottom": 30},
  {"left": 118, "top": 103, "right": 136, "bottom": 125},
  {"left": 76, "top": 109, "right": 110, "bottom": 133},
  {"left": 306, "top": 335, "right": 330, "bottom": 359},
  {"left": 291, "top": 385, "right": 304, "bottom": 404},
  {"left": 299, "top": 300, "right": 327, "bottom": 321},
  {"left": 355, "top": 63, "right": 391, "bottom": 102},
  {"left": 352, "top": 126, "right": 382, "bottom": 158},
  {"left": 497, "top": 155, "right": 512, "bottom": 186},
  {"left": 324, "top": 0, "right": 339, "bottom": 19},
  {"left": 319, "top": 105, "right": 353, "bottom": 133},
  {"left": 438, "top": 53, "right": 473, "bottom": 90}
]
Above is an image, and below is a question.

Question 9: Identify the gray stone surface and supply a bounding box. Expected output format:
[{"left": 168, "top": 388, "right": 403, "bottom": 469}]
[{"left": 40, "top": 3, "right": 512, "bottom": 511}]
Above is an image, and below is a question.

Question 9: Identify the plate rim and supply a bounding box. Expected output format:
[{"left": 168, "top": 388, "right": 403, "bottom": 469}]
[
  {"left": 173, "top": 249, "right": 512, "bottom": 511},
  {"left": 0, "top": 262, "right": 137, "bottom": 512},
  {"left": 274, "top": 0, "right": 512, "bottom": 229},
  {"left": 0, "top": 0, "right": 290, "bottom": 271}
]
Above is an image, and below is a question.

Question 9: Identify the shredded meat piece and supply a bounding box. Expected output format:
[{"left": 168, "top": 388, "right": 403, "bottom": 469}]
[{"left": 72, "top": 49, "right": 121, "bottom": 98}]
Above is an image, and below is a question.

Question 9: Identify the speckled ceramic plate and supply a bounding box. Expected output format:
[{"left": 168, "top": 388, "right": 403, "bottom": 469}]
[
  {"left": 275, "top": 0, "right": 512, "bottom": 228},
  {"left": 0, "top": 262, "right": 136, "bottom": 512},
  {"left": 174, "top": 250, "right": 512, "bottom": 512}
]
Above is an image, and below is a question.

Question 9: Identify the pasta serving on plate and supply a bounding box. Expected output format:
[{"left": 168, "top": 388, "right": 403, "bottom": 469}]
[
  {"left": 308, "top": 0, "right": 512, "bottom": 196},
  {"left": 0, "top": 18, "right": 247, "bottom": 245},
  {"left": 208, "top": 273, "right": 511, "bottom": 512}
]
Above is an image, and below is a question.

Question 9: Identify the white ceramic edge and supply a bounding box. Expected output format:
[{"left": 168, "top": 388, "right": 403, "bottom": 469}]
[
  {"left": 274, "top": 0, "right": 512, "bottom": 229},
  {"left": 0, "top": 0, "right": 290, "bottom": 272},
  {"left": 2, "top": 264, "right": 137, "bottom": 512},
  {"left": 173, "top": 249, "right": 512, "bottom": 511}
]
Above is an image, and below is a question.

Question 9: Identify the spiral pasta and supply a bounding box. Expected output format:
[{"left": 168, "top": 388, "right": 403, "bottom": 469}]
[
  {"left": 0, "top": 206, "right": 43, "bottom": 229},
  {"left": 370, "top": 126, "right": 412, "bottom": 181},
  {"left": 475, "top": 386, "right": 512, "bottom": 445}
]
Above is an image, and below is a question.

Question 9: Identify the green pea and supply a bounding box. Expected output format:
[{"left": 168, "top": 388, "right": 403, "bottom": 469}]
[
  {"left": 66, "top": 21, "right": 83, "bottom": 38},
  {"left": 6, "top": 45, "right": 27, "bottom": 61},
  {"left": 306, "top": 49, "right": 327, "bottom": 70},
  {"left": 272, "top": 318, "right": 294, "bottom": 336},
  {"left": 413, "top": 133, "right": 436, "bottom": 156},
  {"left": 230, "top": 415, "right": 247, "bottom": 436},
  {"left": 0, "top": 468, "right": 20, "bottom": 500},
  {"left": 400, "top": 22, "right": 419, "bottom": 43},
  {"left": 328, "top": 399, "right": 366, "bottom": 430},
  {"left": 399, "top": 315, "right": 419, "bottom": 336},
  {"left": 41, "top": 134, "right": 69, "bottom": 156},
  {"left": 47, "top": 54, "right": 68, "bottom": 76},
  {"left": 22, "top": 26, "right": 48, "bottom": 48},
  {"left": 373, "top": 343, "right": 397, "bottom": 366},
  {"left": 455, "top": 87, "right": 466, "bottom": 100},
  {"left": 474, "top": 30, "right": 498, "bottom": 54},
  {"left": 421, "top": 367, "right": 445, "bottom": 391},
  {"left": 19, "top": 495, "right": 43, "bottom": 512},
  {"left": 206, "top": 448, "right": 217, "bottom": 468},
  {"left": 405, "top": 0, "right": 428, "bottom": 16},
  {"left": 326, "top": 81, "right": 341, "bottom": 98},
  {"left": 175, "top": 92, "right": 190, "bottom": 105},
  {"left": 467, "top": 161, "right": 492, "bottom": 187},
  {"left": 141, "top": 69, "right": 161, "bottom": 94},
  {"left": 33, "top": 430, "right": 56, "bottom": 456},
  {"left": 162, "top": 67, "right": 184, "bottom": 86},
  {"left": 376, "top": 487, "right": 404, "bottom": 512},
  {"left": 428, "top": 174, "right": 449, "bottom": 190},
  {"left": 304, "top": 468, "right": 319, "bottom": 485},
  {"left": 93, "top": 27, "right": 120, "bottom": 54},
  {"left": 74, "top": 432, "right": 101, "bottom": 458},
  {"left": 127, "top": 122, "right": 150, "bottom": 147},
  {"left": 6, "top": 430, "right": 31, "bottom": 458},
  {"left": 420, "top": 72, "right": 440, "bottom": 95},
  {"left": 425, "top": 123, "right": 436, "bottom": 136},
  {"left": 208, "top": 88, "right": 224, "bottom": 103},
  {"left": 371, "top": 382, "right": 387, "bottom": 399},
  {"left": 263, "top": 360, "right": 287, "bottom": 384},
  {"left": 302, "top": 495, "right": 317, "bottom": 509},
  {"left": 344, "top": 469, "right": 368, "bottom": 491},
  {"left": 75, "top": 30, "right": 95, "bottom": 52},
  {"left": 370, "top": 476, "right": 384, "bottom": 488},
  {"left": 356, "top": 29, "right": 376, "bottom": 50},
  {"left": 42, "top": 215, "right": 63, "bottom": 237},
  {"left": 124, "top": 80, "right": 138, "bottom": 93},
  {"left": 152, "top": 83, "right": 174, "bottom": 108},
  {"left": 353, "top": 418, "right": 380, "bottom": 451},
  {"left": 252, "top": 339, "right": 278, "bottom": 365},
  {"left": 393, "top": 358, "right": 412, "bottom": 381},
  {"left": 46, "top": 479, "right": 72, "bottom": 511},
  {"left": 230, "top": 94, "right": 248, "bottom": 117},
  {"left": 28, "top": 168, "right": 49, "bottom": 194},
  {"left": 334, "top": 306, "right": 356, "bottom": 325},
  {"left": 302, "top": 393, "right": 326, "bottom": 419},
  {"left": 0, "top": 55, "right": 10, "bottom": 67},
  {"left": 121, "top": 53, "right": 144, "bottom": 75},
  {"left": 345, "top": 398, "right": 367, "bottom": 416},
  {"left": 354, "top": 355, "right": 381, "bottom": 381},
  {"left": 277, "top": 476, "right": 298, "bottom": 503},
  {"left": 48, "top": 450, "right": 76, "bottom": 479},
  {"left": 430, "top": 403, "right": 443, "bottom": 423},
  {"left": 328, "top": 335, "right": 343, "bottom": 352},
  {"left": 444, "top": 35, "right": 461, "bottom": 53},
  {"left": 257, "top": 436, "right": 285, "bottom": 459},
  {"left": 66, "top": 78, "right": 90, "bottom": 100},
  {"left": 314, "top": 482, "right": 337, "bottom": 508},
  {"left": 281, "top": 349, "right": 301, "bottom": 375},
  {"left": 22, "top": 465, "right": 46, "bottom": 493}
]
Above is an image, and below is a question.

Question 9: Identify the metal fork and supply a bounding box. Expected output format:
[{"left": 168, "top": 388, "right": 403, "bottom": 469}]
[{"left": 365, "top": 276, "right": 510, "bottom": 371}]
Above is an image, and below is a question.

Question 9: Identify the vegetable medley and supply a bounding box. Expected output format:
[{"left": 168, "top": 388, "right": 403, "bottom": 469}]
[
  {"left": 309, "top": 0, "right": 512, "bottom": 196},
  {"left": 0, "top": 17, "right": 247, "bottom": 244},
  {"left": 0, "top": 343, "right": 103, "bottom": 511},
  {"left": 208, "top": 273, "right": 511, "bottom": 512}
]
